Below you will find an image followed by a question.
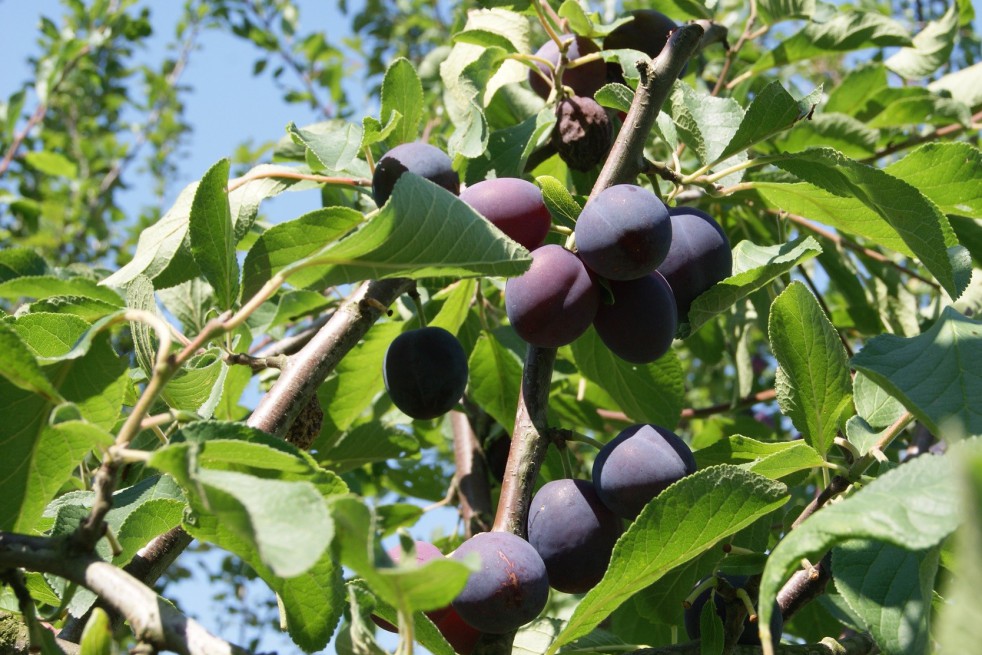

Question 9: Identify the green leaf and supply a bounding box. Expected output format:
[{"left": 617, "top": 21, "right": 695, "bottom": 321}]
[
  {"left": 547, "top": 466, "right": 788, "bottom": 653},
  {"left": 752, "top": 12, "right": 912, "bottom": 71},
  {"left": 79, "top": 608, "right": 111, "bottom": 655},
  {"left": 774, "top": 113, "right": 879, "bottom": 159},
  {"left": 159, "top": 349, "right": 226, "bottom": 417},
  {"left": 717, "top": 81, "right": 819, "bottom": 162},
  {"left": 319, "top": 423, "right": 419, "bottom": 474},
  {"left": 851, "top": 307, "right": 982, "bottom": 440},
  {"left": 825, "top": 63, "right": 888, "bottom": 116},
  {"left": 149, "top": 423, "right": 345, "bottom": 578},
  {"left": 347, "top": 580, "right": 456, "bottom": 655},
  {"left": 768, "top": 282, "right": 853, "bottom": 456},
  {"left": 23, "top": 150, "right": 77, "bottom": 179},
  {"left": 288, "top": 120, "right": 363, "bottom": 173},
  {"left": 0, "top": 275, "right": 123, "bottom": 305},
  {"left": 885, "top": 2, "right": 960, "bottom": 79},
  {"left": 885, "top": 143, "right": 982, "bottom": 220},
  {"left": 667, "top": 82, "right": 745, "bottom": 166},
  {"left": 694, "top": 436, "right": 825, "bottom": 480},
  {"left": 928, "top": 61, "right": 982, "bottom": 109},
  {"left": 852, "top": 372, "right": 906, "bottom": 429},
  {"left": 757, "top": 449, "right": 964, "bottom": 652},
  {"left": 381, "top": 58, "right": 423, "bottom": 145},
  {"left": 189, "top": 159, "right": 238, "bottom": 310},
  {"left": 770, "top": 148, "right": 967, "bottom": 299},
  {"left": 453, "top": 29, "right": 519, "bottom": 52},
  {"left": 100, "top": 181, "right": 200, "bottom": 289},
  {"left": 757, "top": 0, "right": 816, "bottom": 24},
  {"left": 0, "top": 321, "right": 63, "bottom": 401},
  {"left": 682, "top": 237, "right": 823, "bottom": 337},
  {"left": 467, "top": 332, "right": 523, "bottom": 434},
  {"left": 833, "top": 540, "right": 938, "bottom": 655},
  {"left": 113, "top": 498, "right": 186, "bottom": 565},
  {"left": 594, "top": 83, "right": 634, "bottom": 113},
  {"left": 331, "top": 496, "right": 474, "bottom": 613},
  {"left": 441, "top": 9, "right": 529, "bottom": 158},
  {"left": 0, "top": 247, "right": 48, "bottom": 283},
  {"left": 862, "top": 87, "right": 971, "bottom": 128},
  {"left": 240, "top": 206, "right": 364, "bottom": 300},
  {"left": 571, "top": 327, "right": 684, "bottom": 429},
  {"left": 536, "top": 175, "right": 582, "bottom": 230},
  {"left": 428, "top": 279, "right": 477, "bottom": 335},
  {"left": 936, "top": 448, "right": 982, "bottom": 652},
  {"left": 228, "top": 163, "right": 310, "bottom": 240},
  {"left": 756, "top": 182, "right": 912, "bottom": 257},
  {"left": 700, "top": 599, "right": 725, "bottom": 655},
  {"left": 285, "top": 175, "right": 532, "bottom": 289}
]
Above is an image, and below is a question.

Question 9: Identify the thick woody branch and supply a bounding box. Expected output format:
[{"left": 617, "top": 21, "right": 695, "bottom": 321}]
[
  {"left": 1, "top": 533, "right": 249, "bottom": 655},
  {"left": 247, "top": 277, "right": 413, "bottom": 437},
  {"left": 451, "top": 411, "right": 494, "bottom": 537},
  {"left": 589, "top": 23, "right": 705, "bottom": 199},
  {"left": 492, "top": 345, "right": 556, "bottom": 537}
]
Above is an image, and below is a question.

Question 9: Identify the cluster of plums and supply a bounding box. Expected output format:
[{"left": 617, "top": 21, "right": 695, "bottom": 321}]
[
  {"left": 505, "top": 182, "right": 731, "bottom": 364},
  {"left": 373, "top": 424, "right": 697, "bottom": 651}
]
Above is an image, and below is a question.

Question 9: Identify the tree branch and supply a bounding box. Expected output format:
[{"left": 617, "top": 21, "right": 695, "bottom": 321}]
[
  {"left": 1, "top": 533, "right": 250, "bottom": 655},
  {"left": 451, "top": 411, "right": 494, "bottom": 538}
]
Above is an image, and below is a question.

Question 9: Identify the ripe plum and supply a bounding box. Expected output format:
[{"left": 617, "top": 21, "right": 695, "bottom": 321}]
[
  {"left": 528, "top": 35, "right": 606, "bottom": 100},
  {"left": 593, "top": 271, "right": 677, "bottom": 364},
  {"left": 591, "top": 424, "right": 696, "bottom": 519},
  {"left": 657, "top": 206, "right": 731, "bottom": 320},
  {"left": 527, "top": 479, "right": 623, "bottom": 593},
  {"left": 383, "top": 327, "right": 468, "bottom": 420},
  {"left": 574, "top": 185, "right": 672, "bottom": 281},
  {"left": 460, "top": 178, "right": 551, "bottom": 251},
  {"left": 450, "top": 531, "right": 549, "bottom": 634},
  {"left": 372, "top": 142, "right": 460, "bottom": 206},
  {"left": 505, "top": 245, "right": 599, "bottom": 348}
]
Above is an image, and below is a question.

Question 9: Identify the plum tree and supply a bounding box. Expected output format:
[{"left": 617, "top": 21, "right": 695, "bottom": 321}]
[
  {"left": 657, "top": 206, "right": 732, "bottom": 319},
  {"left": 592, "top": 424, "right": 697, "bottom": 519},
  {"left": 528, "top": 35, "right": 606, "bottom": 100},
  {"left": 505, "top": 244, "right": 599, "bottom": 348},
  {"left": 553, "top": 95, "right": 612, "bottom": 171},
  {"left": 383, "top": 327, "right": 468, "bottom": 419},
  {"left": 459, "top": 178, "right": 552, "bottom": 251},
  {"left": 526, "top": 479, "right": 623, "bottom": 594},
  {"left": 593, "top": 271, "right": 677, "bottom": 364},
  {"left": 574, "top": 184, "right": 672, "bottom": 281},
  {"left": 449, "top": 531, "right": 549, "bottom": 634},
  {"left": 684, "top": 575, "right": 784, "bottom": 648},
  {"left": 372, "top": 142, "right": 460, "bottom": 206},
  {"left": 603, "top": 10, "right": 683, "bottom": 83}
]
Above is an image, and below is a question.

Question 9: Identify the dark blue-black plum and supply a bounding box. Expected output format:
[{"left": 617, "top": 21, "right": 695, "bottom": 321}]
[
  {"left": 593, "top": 271, "right": 677, "bottom": 364},
  {"left": 657, "top": 206, "right": 731, "bottom": 320},
  {"left": 592, "top": 424, "right": 696, "bottom": 520},
  {"left": 505, "top": 245, "right": 599, "bottom": 348},
  {"left": 575, "top": 185, "right": 672, "bottom": 281},
  {"left": 529, "top": 35, "right": 607, "bottom": 100},
  {"left": 383, "top": 327, "right": 468, "bottom": 420},
  {"left": 460, "top": 178, "right": 551, "bottom": 251},
  {"left": 527, "top": 479, "right": 623, "bottom": 593},
  {"left": 683, "top": 575, "right": 783, "bottom": 648},
  {"left": 372, "top": 142, "right": 460, "bottom": 207},
  {"left": 450, "top": 531, "right": 549, "bottom": 634},
  {"left": 603, "top": 10, "right": 685, "bottom": 83}
]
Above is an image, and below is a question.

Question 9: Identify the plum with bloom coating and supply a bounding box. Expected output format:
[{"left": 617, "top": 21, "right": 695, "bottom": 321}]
[
  {"left": 593, "top": 272, "right": 677, "bottom": 364},
  {"left": 527, "top": 479, "right": 623, "bottom": 593},
  {"left": 505, "top": 245, "right": 599, "bottom": 348},
  {"left": 460, "top": 178, "right": 552, "bottom": 251},
  {"left": 657, "top": 206, "right": 731, "bottom": 320},
  {"left": 575, "top": 184, "right": 672, "bottom": 281},
  {"left": 450, "top": 531, "right": 549, "bottom": 634},
  {"left": 372, "top": 142, "right": 459, "bottom": 206},
  {"left": 592, "top": 424, "right": 696, "bottom": 520},
  {"left": 528, "top": 35, "right": 606, "bottom": 100}
]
